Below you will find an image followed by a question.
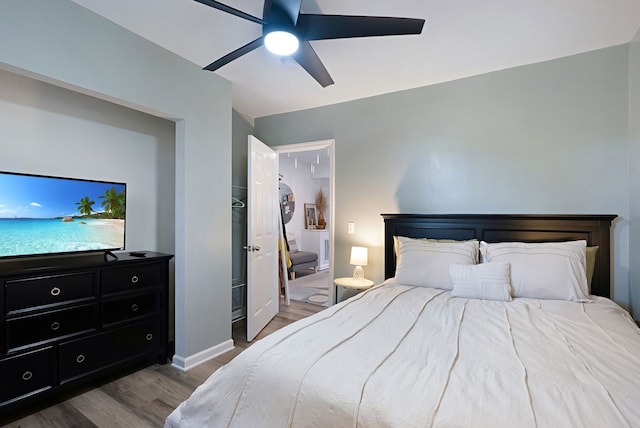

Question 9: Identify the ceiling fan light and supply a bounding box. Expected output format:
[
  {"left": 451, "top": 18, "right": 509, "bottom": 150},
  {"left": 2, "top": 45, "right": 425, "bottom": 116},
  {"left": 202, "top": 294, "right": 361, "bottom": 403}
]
[{"left": 265, "top": 31, "right": 299, "bottom": 56}]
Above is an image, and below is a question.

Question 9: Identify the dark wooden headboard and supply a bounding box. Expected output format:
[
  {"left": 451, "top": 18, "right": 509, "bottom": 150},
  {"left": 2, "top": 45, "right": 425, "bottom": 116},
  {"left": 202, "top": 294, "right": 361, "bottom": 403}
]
[{"left": 382, "top": 214, "right": 617, "bottom": 298}]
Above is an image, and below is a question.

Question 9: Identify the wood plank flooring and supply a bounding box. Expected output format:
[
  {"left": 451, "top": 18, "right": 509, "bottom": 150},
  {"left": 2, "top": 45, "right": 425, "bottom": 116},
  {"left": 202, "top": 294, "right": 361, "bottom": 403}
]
[{"left": 2, "top": 299, "right": 323, "bottom": 428}]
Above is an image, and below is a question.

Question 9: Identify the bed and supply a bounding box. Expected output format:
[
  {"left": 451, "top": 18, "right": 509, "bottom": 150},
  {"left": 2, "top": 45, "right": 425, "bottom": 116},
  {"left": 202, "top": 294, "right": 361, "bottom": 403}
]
[{"left": 166, "top": 214, "right": 640, "bottom": 428}]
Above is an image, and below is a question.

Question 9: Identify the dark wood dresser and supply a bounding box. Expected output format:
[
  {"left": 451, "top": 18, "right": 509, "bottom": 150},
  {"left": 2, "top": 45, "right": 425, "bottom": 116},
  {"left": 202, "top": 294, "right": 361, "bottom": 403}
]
[{"left": 0, "top": 251, "right": 173, "bottom": 418}]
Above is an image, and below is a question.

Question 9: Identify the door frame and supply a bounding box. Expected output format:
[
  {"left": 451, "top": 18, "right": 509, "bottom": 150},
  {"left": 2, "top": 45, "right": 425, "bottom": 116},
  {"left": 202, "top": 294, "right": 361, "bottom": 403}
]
[{"left": 274, "top": 139, "right": 336, "bottom": 305}]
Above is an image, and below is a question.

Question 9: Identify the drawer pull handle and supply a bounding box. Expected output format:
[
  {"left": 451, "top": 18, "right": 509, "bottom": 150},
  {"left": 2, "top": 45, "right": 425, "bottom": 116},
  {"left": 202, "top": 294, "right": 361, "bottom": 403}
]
[
  {"left": 146, "top": 333, "right": 153, "bottom": 341},
  {"left": 131, "top": 304, "right": 139, "bottom": 312},
  {"left": 131, "top": 275, "right": 139, "bottom": 284},
  {"left": 76, "top": 354, "right": 86, "bottom": 364},
  {"left": 22, "top": 371, "right": 33, "bottom": 381},
  {"left": 51, "top": 287, "right": 61, "bottom": 296},
  {"left": 51, "top": 321, "right": 61, "bottom": 331}
]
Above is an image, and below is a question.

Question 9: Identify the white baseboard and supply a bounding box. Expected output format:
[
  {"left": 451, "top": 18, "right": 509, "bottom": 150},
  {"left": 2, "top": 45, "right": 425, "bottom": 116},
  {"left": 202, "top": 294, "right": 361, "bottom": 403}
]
[{"left": 171, "top": 339, "right": 234, "bottom": 371}]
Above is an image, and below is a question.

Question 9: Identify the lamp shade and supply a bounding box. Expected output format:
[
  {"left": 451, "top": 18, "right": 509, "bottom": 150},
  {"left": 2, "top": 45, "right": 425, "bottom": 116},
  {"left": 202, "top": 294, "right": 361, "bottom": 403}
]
[{"left": 350, "top": 246, "right": 368, "bottom": 266}]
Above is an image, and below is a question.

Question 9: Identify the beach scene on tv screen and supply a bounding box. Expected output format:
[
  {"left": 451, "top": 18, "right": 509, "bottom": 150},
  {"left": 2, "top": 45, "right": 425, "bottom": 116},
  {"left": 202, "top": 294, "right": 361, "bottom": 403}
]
[{"left": 0, "top": 173, "right": 126, "bottom": 257}]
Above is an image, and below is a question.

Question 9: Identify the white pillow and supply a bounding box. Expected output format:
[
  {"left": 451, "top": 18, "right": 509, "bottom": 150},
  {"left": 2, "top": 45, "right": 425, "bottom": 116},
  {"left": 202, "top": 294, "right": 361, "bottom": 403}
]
[
  {"left": 480, "top": 240, "right": 589, "bottom": 301},
  {"left": 395, "top": 236, "right": 479, "bottom": 290},
  {"left": 450, "top": 262, "right": 512, "bottom": 301},
  {"left": 286, "top": 235, "right": 298, "bottom": 252},
  {"left": 393, "top": 236, "right": 462, "bottom": 257}
]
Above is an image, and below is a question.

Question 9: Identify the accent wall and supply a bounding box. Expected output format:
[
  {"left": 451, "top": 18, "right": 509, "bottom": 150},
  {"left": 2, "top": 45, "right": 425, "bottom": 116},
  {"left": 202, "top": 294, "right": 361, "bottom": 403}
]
[{"left": 255, "top": 45, "right": 634, "bottom": 315}]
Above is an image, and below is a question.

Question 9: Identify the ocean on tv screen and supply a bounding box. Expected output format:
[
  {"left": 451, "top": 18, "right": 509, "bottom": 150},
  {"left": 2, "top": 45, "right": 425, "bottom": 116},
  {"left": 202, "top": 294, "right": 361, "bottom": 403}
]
[{"left": 0, "top": 217, "right": 125, "bottom": 257}]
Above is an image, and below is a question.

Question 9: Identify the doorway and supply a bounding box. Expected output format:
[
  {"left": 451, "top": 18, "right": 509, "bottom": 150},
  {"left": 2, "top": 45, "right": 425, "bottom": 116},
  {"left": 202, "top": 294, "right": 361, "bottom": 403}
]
[{"left": 275, "top": 140, "right": 335, "bottom": 307}]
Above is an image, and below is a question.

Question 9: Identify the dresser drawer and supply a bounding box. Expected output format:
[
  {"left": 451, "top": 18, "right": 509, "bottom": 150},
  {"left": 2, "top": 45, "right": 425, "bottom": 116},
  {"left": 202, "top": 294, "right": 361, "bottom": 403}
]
[
  {"left": 5, "top": 272, "right": 96, "bottom": 314},
  {"left": 59, "top": 319, "right": 160, "bottom": 383},
  {"left": 6, "top": 304, "right": 98, "bottom": 351},
  {"left": 101, "top": 264, "right": 162, "bottom": 294},
  {"left": 0, "top": 347, "right": 53, "bottom": 405},
  {"left": 102, "top": 292, "right": 159, "bottom": 326}
]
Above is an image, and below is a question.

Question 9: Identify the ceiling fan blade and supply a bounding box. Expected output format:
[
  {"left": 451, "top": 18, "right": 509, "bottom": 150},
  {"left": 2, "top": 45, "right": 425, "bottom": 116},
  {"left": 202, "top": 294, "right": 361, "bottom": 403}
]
[
  {"left": 193, "top": 0, "right": 265, "bottom": 25},
  {"left": 203, "top": 37, "right": 264, "bottom": 72},
  {"left": 265, "top": 0, "right": 303, "bottom": 25},
  {"left": 297, "top": 15, "right": 425, "bottom": 40},
  {"left": 292, "top": 41, "right": 334, "bottom": 87}
]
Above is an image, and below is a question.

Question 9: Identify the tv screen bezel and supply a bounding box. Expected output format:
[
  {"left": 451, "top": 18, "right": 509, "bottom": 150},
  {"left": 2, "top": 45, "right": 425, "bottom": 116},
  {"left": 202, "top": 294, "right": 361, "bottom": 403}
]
[{"left": 0, "top": 170, "right": 127, "bottom": 260}]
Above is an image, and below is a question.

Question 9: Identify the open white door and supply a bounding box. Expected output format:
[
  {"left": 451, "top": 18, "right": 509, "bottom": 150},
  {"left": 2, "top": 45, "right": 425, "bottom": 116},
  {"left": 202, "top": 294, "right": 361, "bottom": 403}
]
[{"left": 246, "top": 135, "right": 279, "bottom": 341}]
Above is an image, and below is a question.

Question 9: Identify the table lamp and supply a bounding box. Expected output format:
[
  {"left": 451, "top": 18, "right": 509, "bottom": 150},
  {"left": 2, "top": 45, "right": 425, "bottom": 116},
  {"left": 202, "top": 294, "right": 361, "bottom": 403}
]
[{"left": 350, "top": 246, "right": 368, "bottom": 281}]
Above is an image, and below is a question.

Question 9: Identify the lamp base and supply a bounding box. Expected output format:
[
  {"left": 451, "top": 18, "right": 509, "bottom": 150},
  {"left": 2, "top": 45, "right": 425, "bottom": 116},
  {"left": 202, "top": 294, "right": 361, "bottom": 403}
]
[{"left": 352, "top": 265, "right": 364, "bottom": 281}]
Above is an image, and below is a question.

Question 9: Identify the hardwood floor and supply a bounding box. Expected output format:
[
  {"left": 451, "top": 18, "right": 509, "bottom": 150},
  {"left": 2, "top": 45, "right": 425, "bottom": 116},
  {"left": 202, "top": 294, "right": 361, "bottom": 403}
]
[{"left": 2, "top": 299, "right": 324, "bottom": 428}]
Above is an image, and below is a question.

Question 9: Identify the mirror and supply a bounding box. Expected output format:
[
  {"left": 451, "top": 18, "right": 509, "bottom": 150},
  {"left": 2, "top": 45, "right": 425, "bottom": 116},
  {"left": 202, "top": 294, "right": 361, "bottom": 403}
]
[{"left": 279, "top": 183, "right": 295, "bottom": 224}]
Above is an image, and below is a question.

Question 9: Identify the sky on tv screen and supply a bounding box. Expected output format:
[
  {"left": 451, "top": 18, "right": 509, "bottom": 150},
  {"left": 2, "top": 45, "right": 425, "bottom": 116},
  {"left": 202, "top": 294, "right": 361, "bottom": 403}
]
[{"left": 0, "top": 172, "right": 125, "bottom": 219}]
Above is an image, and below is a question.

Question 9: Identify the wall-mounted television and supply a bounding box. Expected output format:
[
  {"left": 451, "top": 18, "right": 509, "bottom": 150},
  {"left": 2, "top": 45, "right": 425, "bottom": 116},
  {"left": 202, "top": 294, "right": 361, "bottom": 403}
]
[{"left": 0, "top": 171, "right": 126, "bottom": 259}]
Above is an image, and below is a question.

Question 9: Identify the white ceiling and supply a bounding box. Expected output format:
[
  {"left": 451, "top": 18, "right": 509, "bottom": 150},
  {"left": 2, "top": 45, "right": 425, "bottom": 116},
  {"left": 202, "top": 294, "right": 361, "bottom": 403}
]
[{"left": 71, "top": 0, "right": 640, "bottom": 119}]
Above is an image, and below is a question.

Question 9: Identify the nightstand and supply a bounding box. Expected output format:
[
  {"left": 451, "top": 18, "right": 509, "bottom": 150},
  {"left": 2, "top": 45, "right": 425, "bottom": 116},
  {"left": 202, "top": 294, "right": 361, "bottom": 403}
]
[{"left": 334, "top": 277, "right": 374, "bottom": 302}]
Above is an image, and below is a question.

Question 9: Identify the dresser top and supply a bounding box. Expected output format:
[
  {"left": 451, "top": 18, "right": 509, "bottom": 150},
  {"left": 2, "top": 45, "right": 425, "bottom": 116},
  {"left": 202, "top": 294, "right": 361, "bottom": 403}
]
[{"left": 0, "top": 251, "right": 173, "bottom": 276}]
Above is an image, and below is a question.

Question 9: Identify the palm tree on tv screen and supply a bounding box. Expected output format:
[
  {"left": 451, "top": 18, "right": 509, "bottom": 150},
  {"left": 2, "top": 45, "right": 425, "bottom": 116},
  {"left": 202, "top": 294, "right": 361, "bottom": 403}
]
[
  {"left": 99, "top": 187, "right": 125, "bottom": 219},
  {"left": 76, "top": 196, "right": 95, "bottom": 217}
]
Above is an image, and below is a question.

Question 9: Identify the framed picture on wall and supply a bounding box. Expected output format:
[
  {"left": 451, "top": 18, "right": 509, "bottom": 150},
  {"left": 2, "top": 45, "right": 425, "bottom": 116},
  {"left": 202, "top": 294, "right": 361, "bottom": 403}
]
[{"left": 304, "top": 203, "right": 317, "bottom": 229}]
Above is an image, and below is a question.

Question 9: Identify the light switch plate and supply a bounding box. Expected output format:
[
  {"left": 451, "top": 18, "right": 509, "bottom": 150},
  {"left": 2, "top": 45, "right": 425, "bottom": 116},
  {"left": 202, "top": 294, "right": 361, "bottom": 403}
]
[{"left": 347, "top": 221, "right": 355, "bottom": 234}]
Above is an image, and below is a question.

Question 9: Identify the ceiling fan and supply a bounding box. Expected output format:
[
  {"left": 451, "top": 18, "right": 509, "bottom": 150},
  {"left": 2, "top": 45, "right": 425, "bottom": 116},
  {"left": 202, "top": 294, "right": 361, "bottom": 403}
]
[{"left": 194, "top": 0, "right": 425, "bottom": 87}]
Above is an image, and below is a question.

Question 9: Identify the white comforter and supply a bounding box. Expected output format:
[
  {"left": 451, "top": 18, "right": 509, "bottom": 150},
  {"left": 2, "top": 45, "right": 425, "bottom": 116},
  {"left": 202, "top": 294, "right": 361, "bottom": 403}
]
[{"left": 166, "top": 280, "right": 640, "bottom": 427}]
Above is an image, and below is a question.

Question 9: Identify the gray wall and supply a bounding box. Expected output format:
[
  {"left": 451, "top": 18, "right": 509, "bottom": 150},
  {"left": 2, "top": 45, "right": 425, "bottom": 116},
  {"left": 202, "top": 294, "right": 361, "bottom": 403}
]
[
  {"left": 0, "top": 68, "right": 177, "bottom": 333},
  {"left": 255, "top": 46, "right": 632, "bottom": 313},
  {"left": 630, "top": 28, "right": 640, "bottom": 317},
  {"left": 0, "top": 0, "right": 233, "bottom": 365}
]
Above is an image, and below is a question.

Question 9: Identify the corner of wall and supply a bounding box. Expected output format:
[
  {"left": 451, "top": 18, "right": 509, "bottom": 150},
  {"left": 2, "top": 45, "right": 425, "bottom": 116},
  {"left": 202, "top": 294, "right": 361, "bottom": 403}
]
[{"left": 628, "top": 25, "right": 640, "bottom": 319}]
